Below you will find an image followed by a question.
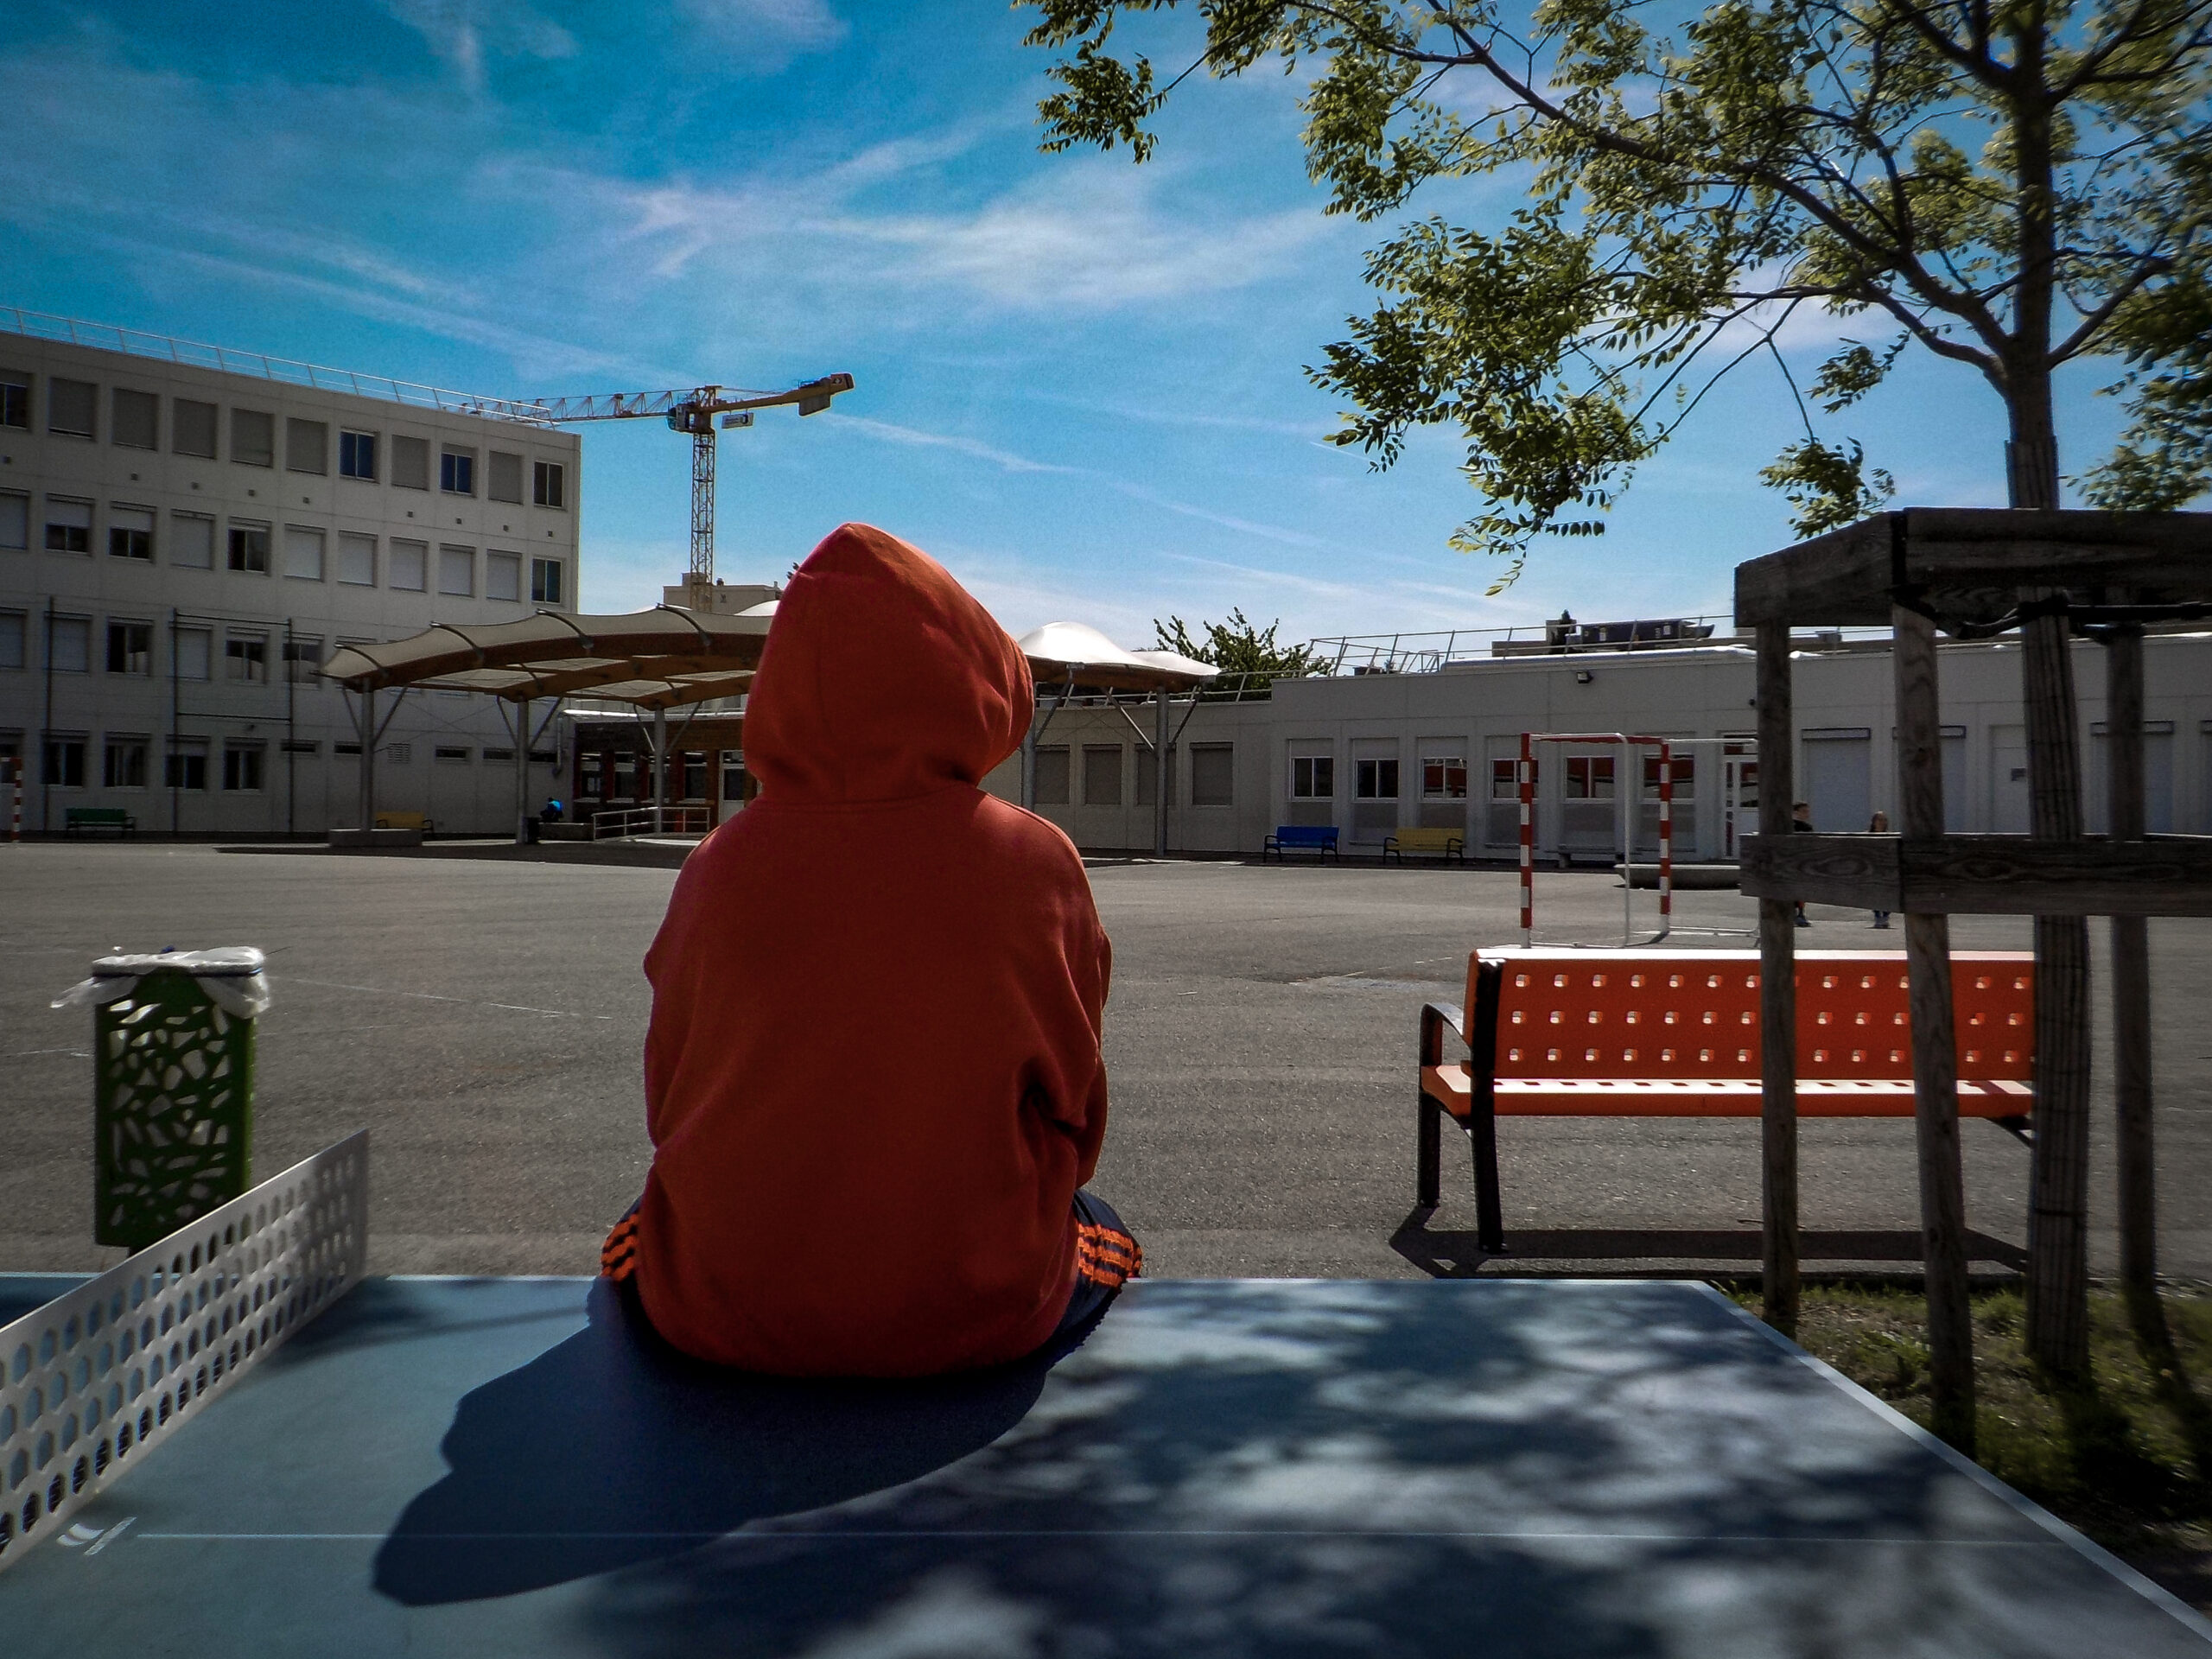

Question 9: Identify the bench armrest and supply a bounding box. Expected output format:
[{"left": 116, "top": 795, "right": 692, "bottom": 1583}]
[{"left": 1420, "top": 1001, "right": 1466, "bottom": 1065}]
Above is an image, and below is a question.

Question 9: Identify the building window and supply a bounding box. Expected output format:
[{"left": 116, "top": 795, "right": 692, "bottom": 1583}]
[
  {"left": 225, "top": 636, "right": 268, "bottom": 683},
  {"left": 231, "top": 408, "right": 274, "bottom": 467},
  {"left": 482, "top": 747, "right": 515, "bottom": 763},
  {"left": 0, "top": 369, "right": 27, "bottom": 429},
  {"left": 284, "top": 418, "right": 328, "bottom": 474},
  {"left": 1191, "top": 744, "right": 1235, "bottom": 807},
  {"left": 391, "top": 435, "right": 429, "bottom": 490},
  {"left": 1033, "top": 746, "right": 1071, "bottom": 804},
  {"left": 222, "top": 743, "right": 265, "bottom": 792},
  {"left": 228, "top": 523, "right": 270, "bottom": 573},
  {"left": 45, "top": 497, "right": 92, "bottom": 553},
  {"left": 389, "top": 539, "right": 428, "bottom": 591},
  {"left": 111, "top": 388, "right": 158, "bottom": 450},
  {"left": 1356, "top": 758, "right": 1399, "bottom": 800},
  {"left": 533, "top": 461, "right": 566, "bottom": 509},
  {"left": 109, "top": 505, "right": 155, "bottom": 561},
  {"left": 0, "top": 610, "right": 22, "bottom": 670},
  {"left": 283, "top": 637, "right": 323, "bottom": 683},
  {"left": 281, "top": 739, "right": 320, "bottom": 756},
  {"left": 530, "top": 557, "right": 563, "bottom": 605},
  {"left": 1491, "top": 757, "right": 1522, "bottom": 800},
  {"left": 486, "top": 550, "right": 522, "bottom": 602},
  {"left": 1565, "top": 755, "right": 1615, "bottom": 799},
  {"left": 1291, "top": 755, "right": 1334, "bottom": 799},
  {"left": 173, "top": 398, "right": 218, "bottom": 458},
  {"left": 106, "top": 620, "right": 153, "bottom": 676},
  {"left": 1421, "top": 756, "right": 1468, "bottom": 799},
  {"left": 435, "top": 746, "right": 472, "bottom": 764},
  {"left": 48, "top": 614, "right": 91, "bottom": 672},
  {"left": 174, "top": 627, "right": 211, "bottom": 681},
  {"left": 720, "top": 753, "right": 744, "bottom": 800},
  {"left": 1083, "top": 745, "right": 1122, "bottom": 806},
  {"left": 338, "top": 532, "right": 376, "bottom": 586},
  {"left": 166, "top": 739, "right": 210, "bottom": 791},
  {"left": 438, "top": 544, "right": 474, "bottom": 596},
  {"left": 104, "top": 736, "right": 149, "bottom": 790},
  {"left": 486, "top": 450, "right": 524, "bottom": 503},
  {"left": 0, "top": 491, "right": 29, "bottom": 550},
  {"left": 440, "top": 448, "right": 475, "bottom": 494},
  {"left": 283, "top": 525, "right": 325, "bottom": 581},
  {"left": 170, "top": 512, "right": 215, "bottom": 569},
  {"left": 44, "top": 735, "right": 87, "bottom": 788},
  {"left": 339, "top": 430, "right": 377, "bottom": 480},
  {"left": 48, "top": 378, "right": 96, "bottom": 438}
]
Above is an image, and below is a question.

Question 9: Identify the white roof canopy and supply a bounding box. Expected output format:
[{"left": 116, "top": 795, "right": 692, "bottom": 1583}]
[{"left": 1015, "top": 622, "right": 1218, "bottom": 693}]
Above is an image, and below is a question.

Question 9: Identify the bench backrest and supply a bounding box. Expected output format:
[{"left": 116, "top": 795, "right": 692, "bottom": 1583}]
[
  {"left": 1392, "top": 829, "right": 1463, "bottom": 849},
  {"left": 1469, "top": 949, "right": 2032, "bottom": 1082},
  {"left": 67, "top": 808, "right": 130, "bottom": 823},
  {"left": 373, "top": 810, "right": 429, "bottom": 830},
  {"left": 1272, "top": 825, "right": 1337, "bottom": 843}
]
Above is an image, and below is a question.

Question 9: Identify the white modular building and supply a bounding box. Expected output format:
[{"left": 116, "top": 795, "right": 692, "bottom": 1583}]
[
  {"left": 994, "top": 624, "right": 2212, "bottom": 859},
  {"left": 0, "top": 315, "right": 582, "bottom": 836}
]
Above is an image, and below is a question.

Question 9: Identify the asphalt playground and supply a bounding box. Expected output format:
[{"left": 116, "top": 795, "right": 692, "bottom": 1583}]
[{"left": 4, "top": 841, "right": 2211, "bottom": 1284}]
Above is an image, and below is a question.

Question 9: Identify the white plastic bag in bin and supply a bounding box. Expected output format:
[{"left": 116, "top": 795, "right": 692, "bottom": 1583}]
[{"left": 53, "top": 945, "right": 274, "bottom": 1020}]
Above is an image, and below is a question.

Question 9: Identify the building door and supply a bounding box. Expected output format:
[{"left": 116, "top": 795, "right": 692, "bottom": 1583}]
[
  {"left": 1990, "top": 725, "right": 2029, "bottom": 833},
  {"left": 2088, "top": 723, "right": 2175, "bottom": 833},
  {"left": 1802, "top": 728, "right": 1871, "bottom": 830}
]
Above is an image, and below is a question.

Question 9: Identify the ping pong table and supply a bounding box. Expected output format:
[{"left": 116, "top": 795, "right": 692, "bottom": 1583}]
[{"left": 3, "top": 1154, "right": 2209, "bottom": 1656}]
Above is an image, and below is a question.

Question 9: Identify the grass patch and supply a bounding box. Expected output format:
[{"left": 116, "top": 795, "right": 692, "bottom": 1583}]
[{"left": 1745, "top": 1282, "right": 2212, "bottom": 1594}]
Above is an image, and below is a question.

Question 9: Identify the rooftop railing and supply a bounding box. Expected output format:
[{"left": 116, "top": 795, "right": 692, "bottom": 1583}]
[{"left": 0, "top": 307, "right": 559, "bottom": 425}]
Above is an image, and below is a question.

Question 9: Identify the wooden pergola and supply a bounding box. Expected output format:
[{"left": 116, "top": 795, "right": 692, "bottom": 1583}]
[
  {"left": 321, "top": 608, "right": 772, "bottom": 842},
  {"left": 1736, "top": 507, "right": 2212, "bottom": 1449}
]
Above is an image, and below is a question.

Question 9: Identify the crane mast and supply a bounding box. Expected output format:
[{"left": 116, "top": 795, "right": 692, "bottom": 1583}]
[{"left": 527, "top": 372, "right": 854, "bottom": 601}]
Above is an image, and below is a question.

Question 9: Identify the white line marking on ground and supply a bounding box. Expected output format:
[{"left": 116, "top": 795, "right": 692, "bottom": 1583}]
[
  {"left": 85, "top": 1517, "right": 134, "bottom": 1556},
  {"left": 281, "top": 976, "right": 614, "bottom": 1020},
  {"left": 134, "top": 1529, "right": 2066, "bottom": 1546}
]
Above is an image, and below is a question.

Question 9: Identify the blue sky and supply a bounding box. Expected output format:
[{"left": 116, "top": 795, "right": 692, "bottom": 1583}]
[{"left": 0, "top": 1, "right": 2139, "bottom": 647}]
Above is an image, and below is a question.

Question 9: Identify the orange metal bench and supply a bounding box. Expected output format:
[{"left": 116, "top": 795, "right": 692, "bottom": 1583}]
[{"left": 1418, "top": 948, "right": 2034, "bottom": 1251}]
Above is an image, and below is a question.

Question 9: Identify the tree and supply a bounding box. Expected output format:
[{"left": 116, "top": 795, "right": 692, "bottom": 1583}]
[
  {"left": 1154, "top": 608, "right": 1325, "bottom": 686},
  {"left": 1024, "top": 0, "right": 2212, "bottom": 589}
]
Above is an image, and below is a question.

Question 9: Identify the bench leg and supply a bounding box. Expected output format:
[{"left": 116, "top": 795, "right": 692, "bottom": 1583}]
[
  {"left": 1418, "top": 1093, "right": 1442, "bottom": 1207},
  {"left": 1471, "top": 1101, "right": 1503, "bottom": 1254}
]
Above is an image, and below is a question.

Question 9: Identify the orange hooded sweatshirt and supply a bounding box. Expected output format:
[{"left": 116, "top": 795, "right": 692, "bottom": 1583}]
[{"left": 630, "top": 523, "right": 1114, "bottom": 1376}]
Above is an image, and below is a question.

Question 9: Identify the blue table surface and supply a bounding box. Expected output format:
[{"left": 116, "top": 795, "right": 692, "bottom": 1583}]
[{"left": 3, "top": 1274, "right": 2207, "bottom": 1658}]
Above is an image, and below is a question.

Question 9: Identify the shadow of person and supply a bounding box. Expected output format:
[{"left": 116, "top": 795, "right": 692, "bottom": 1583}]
[{"left": 373, "top": 1279, "right": 1075, "bottom": 1605}]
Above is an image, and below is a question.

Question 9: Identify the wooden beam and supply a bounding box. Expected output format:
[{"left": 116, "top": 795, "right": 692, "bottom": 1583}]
[
  {"left": 1733, "top": 509, "right": 2212, "bottom": 627},
  {"left": 1895, "top": 606, "right": 1974, "bottom": 1454},
  {"left": 1755, "top": 625, "right": 1799, "bottom": 1334},
  {"left": 1738, "top": 831, "right": 2212, "bottom": 915},
  {"left": 2022, "top": 600, "right": 2092, "bottom": 1379},
  {"left": 2107, "top": 626, "right": 2159, "bottom": 1328}
]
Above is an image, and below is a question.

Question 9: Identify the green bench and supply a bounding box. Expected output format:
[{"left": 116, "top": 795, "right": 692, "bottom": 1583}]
[
  {"left": 1385, "top": 827, "right": 1465, "bottom": 864},
  {"left": 64, "top": 807, "right": 136, "bottom": 837}
]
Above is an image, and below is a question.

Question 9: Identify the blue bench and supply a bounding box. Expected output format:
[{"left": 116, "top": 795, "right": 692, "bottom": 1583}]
[{"left": 1263, "top": 824, "right": 1340, "bottom": 862}]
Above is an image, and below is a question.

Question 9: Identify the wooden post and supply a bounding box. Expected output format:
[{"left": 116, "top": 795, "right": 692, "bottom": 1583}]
[
  {"left": 2021, "top": 599, "right": 2092, "bottom": 1378},
  {"left": 2106, "top": 624, "right": 2158, "bottom": 1326},
  {"left": 1755, "top": 623, "right": 1800, "bottom": 1333},
  {"left": 1894, "top": 606, "right": 1975, "bottom": 1452}
]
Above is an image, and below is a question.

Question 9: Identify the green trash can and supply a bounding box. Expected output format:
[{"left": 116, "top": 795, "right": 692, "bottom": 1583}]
[{"left": 54, "top": 947, "right": 272, "bottom": 1253}]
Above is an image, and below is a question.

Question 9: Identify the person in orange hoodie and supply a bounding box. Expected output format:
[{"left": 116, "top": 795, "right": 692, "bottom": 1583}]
[{"left": 598, "top": 523, "right": 1138, "bottom": 1376}]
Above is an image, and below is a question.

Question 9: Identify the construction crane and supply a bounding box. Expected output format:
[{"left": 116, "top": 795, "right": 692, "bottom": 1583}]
[{"left": 524, "top": 373, "right": 855, "bottom": 600}]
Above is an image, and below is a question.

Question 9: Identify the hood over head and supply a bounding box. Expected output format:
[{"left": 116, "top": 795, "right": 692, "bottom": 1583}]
[{"left": 743, "top": 524, "right": 1033, "bottom": 804}]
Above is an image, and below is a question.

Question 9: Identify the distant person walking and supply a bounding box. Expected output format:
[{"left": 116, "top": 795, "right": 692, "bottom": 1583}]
[
  {"left": 1792, "top": 801, "right": 1815, "bottom": 927},
  {"left": 1867, "top": 810, "right": 1891, "bottom": 927}
]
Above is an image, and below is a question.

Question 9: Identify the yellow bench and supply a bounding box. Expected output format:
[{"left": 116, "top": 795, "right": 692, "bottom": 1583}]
[
  {"left": 1385, "top": 827, "right": 1465, "bottom": 865},
  {"left": 372, "top": 810, "right": 434, "bottom": 833}
]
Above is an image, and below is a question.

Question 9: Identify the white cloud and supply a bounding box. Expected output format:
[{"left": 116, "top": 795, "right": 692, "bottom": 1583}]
[
  {"left": 676, "top": 0, "right": 848, "bottom": 67},
  {"left": 826, "top": 415, "right": 1087, "bottom": 476},
  {"left": 382, "top": 0, "right": 577, "bottom": 92}
]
